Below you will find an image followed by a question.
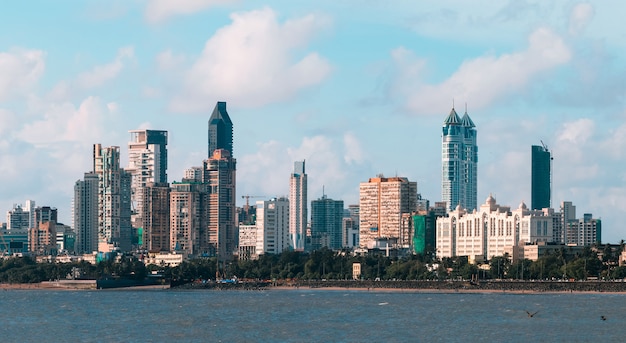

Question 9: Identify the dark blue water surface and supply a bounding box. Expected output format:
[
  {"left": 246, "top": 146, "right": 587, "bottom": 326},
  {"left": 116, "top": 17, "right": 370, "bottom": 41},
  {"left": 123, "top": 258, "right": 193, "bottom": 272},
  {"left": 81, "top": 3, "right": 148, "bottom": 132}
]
[{"left": 0, "top": 289, "right": 624, "bottom": 342}]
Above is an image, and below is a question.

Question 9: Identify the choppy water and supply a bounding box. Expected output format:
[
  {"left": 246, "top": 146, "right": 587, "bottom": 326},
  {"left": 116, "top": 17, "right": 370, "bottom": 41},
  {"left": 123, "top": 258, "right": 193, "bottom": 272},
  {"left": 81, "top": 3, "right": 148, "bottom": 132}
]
[{"left": 0, "top": 289, "right": 624, "bottom": 342}]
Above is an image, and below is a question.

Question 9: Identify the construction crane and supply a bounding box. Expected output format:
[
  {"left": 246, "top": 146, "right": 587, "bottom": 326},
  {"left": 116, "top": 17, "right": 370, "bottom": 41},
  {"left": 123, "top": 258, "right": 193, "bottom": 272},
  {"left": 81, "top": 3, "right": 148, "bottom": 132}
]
[{"left": 241, "top": 195, "right": 265, "bottom": 211}]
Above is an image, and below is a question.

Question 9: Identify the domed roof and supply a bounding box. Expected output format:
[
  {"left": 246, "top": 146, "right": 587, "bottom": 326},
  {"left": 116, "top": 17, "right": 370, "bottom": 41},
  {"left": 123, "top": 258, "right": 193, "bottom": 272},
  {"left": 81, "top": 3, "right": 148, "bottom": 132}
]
[
  {"left": 486, "top": 194, "right": 496, "bottom": 205},
  {"left": 455, "top": 204, "right": 463, "bottom": 211},
  {"left": 519, "top": 201, "right": 527, "bottom": 210}
]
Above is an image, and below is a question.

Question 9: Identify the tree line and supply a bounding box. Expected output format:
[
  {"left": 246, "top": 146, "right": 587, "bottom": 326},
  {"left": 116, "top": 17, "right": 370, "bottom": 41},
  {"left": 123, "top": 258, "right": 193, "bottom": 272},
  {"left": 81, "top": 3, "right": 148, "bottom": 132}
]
[{"left": 1, "top": 245, "right": 625, "bottom": 284}]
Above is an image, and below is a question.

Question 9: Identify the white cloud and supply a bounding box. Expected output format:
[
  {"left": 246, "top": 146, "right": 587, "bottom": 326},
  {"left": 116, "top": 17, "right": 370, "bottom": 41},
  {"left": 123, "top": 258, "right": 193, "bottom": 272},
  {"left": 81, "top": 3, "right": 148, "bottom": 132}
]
[
  {"left": 76, "top": 46, "right": 134, "bottom": 89},
  {"left": 156, "top": 49, "right": 186, "bottom": 71},
  {"left": 17, "top": 96, "right": 109, "bottom": 146},
  {"left": 392, "top": 28, "right": 571, "bottom": 114},
  {"left": 170, "top": 8, "right": 332, "bottom": 111},
  {"left": 343, "top": 132, "right": 364, "bottom": 164},
  {"left": 569, "top": 3, "right": 594, "bottom": 36},
  {"left": 145, "top": 0, "right": 238, "bottom": 24},
  {"left": 0, "top": 48, "right": 45, "bottom": 100}
]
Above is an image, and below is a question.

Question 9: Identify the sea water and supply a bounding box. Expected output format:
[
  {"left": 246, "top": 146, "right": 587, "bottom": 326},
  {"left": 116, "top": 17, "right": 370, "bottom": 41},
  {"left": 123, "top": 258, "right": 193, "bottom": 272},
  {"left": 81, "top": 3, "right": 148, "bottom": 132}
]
[{"left": 0, "top": 289, "right": 624, "bottom": 342}]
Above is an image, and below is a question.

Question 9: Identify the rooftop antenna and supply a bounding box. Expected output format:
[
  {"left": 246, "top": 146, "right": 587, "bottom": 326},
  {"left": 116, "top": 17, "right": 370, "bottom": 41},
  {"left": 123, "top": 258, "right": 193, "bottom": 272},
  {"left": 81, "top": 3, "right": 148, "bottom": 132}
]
[
  {"left": 465, "top": 102, "right": 468, "bottom": 113},
  {"left": 452, "top": 98, "right": 455, "bottom": 109}
]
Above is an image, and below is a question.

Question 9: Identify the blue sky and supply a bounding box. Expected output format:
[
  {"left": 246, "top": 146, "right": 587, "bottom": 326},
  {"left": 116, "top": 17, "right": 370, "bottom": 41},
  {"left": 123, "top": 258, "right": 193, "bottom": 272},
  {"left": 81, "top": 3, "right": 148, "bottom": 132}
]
[{"left": 1, "top": 1, "right": 625, "bottom": 242}]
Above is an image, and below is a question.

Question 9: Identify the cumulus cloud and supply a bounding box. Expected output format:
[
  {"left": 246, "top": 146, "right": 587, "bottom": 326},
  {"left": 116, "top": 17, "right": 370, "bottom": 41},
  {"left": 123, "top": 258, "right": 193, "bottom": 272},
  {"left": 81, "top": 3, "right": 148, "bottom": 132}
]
[
  {"left": 145, "top": 0, "right": 238, "bottom": 24},
  {"left": 76, "top": 46, "right": 134, "bottom": 89},
  {"left": 569, "top": 3, "right": 594, "bottom": 36},
  {"left": 170, "top": 8, "right": 332, "bottom": 111},
  {"left": 0, "top": 48, "right": 45, "bottom": 100},
  {"left": 391, "top": 28, "right": 571, "bottom": 114},
  {"left": 17, "top": 96, "right": 110, "bottom": 146}
]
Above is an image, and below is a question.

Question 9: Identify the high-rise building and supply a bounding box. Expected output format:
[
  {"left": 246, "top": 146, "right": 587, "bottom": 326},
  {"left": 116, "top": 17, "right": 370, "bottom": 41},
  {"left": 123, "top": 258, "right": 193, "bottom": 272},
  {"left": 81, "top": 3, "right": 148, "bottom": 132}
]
[
  {"left": 359, "top": 176, "right": 417, "bottom": 249},
  {"left": 442, "top": 107, "right": 477, "bottom": 212},
  {"left": 93, "top": 144, "right": 132, "bottom": 252},
  {"left": 310, "top": 195, "right": 344, "bottom": 251},
  {"left": 136, "top": 183, "right": 171, "bottom": 252},
  {"left": 128, "top": 129, "right": 168, "bottom": 190},
  {"left": 531, "top": 144, "right": 551, "bottom": 210},
  {"left": 203, "top": 149, "right": 237, "bottom": 260},
  {"left": 170, "top": 181, "right": 208, "bottom": 255},
  {"left": 73, "top": 173, "right": 99, "bottom": 254},
  {"left": 342, "top": 204, "right": 360, "bottom": 249},
  {"left": 6, "top": 204, "right": 30, "bottom": 231},
  {"left": 255, "top": 198, "right": 290, "bottom": 255},
  {"left": 289, "top": 161, "right": 307, "bottom": 251},
  {"left": 208, "top": 101, "right": 233, "bottom": 157}
]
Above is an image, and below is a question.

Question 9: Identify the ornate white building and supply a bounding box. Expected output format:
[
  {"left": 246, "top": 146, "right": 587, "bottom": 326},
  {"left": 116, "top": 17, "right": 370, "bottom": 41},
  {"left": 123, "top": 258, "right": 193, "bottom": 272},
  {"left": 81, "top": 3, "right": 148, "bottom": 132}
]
[{"left": 436, "top": 195, "right": 553, "bottom": 262}]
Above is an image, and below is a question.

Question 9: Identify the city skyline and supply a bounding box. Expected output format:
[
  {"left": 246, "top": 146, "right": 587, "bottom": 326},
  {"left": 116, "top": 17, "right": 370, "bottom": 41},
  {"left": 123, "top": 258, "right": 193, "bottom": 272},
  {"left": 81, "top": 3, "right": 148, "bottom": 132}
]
[{"left": 0, "top": 2, "right": 625, "bottom": 242}]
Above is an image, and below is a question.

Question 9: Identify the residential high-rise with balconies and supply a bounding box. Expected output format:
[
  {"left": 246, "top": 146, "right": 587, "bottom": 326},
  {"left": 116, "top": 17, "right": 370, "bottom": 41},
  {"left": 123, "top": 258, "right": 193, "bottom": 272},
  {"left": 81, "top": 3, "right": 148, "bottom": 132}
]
[
  {"left": 289, "top": 161, "right": 307, "bottom": 251},
  {"left": 203, "top": 149, "right": 237, "bottom": 260},
  {"left": 255, "top": 198, "right": 290, "bottom": 255},
  {"left": 359, "top": 176, "right": 417, "bottom": 249},
  {"left": 442, "top": 106, "right": 477, "bottom": 212},
  {"left": 170, "top": 181, "right": 208, "bottom": 255},
  {"left": 93, "top": 144, "right": 132, "bottom": 252}
]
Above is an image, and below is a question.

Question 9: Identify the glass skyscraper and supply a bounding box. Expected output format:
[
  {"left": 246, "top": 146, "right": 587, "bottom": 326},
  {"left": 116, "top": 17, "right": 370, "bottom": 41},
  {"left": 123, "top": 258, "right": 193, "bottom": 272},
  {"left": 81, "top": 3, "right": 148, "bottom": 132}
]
[
  {"left": 531, "top": 144, "right": 551, "bottom": 210},
  {"left": 441, "top": 107, "right": 477, "bottom": 212}
]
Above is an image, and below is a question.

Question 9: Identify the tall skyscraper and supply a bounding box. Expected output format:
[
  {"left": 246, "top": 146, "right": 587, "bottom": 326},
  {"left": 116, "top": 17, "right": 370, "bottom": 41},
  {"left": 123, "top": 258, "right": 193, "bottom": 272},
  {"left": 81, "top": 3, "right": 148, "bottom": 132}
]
[
  {"left": 255, "top": 198, "right": 290, "bottom": 255},
  {"left": 310, "top": 195, "right": 344, "bottom": 251},
  {"left": 73, "top": 173, "right": 99, "bottom": 254},
  {"left": 203, "top": 149, "right": 237, "bottom": 260},
  {"left": 359, "top": 175, "right": 417, "bottom": 249},
  {"left": 442, "top": 106, "right": 477, "bottom": 212},
  {"left": 208, "top": 101, "right": 233, "bottom": 157},
  {"left": 289, "top": 161, "right": 307, "bottom": 251},
  {"left": 93, "top": 144, "right": 132, "bottom": 252},
  {"left": 531, "top": 143, "right": 551, "bottom": 210}
]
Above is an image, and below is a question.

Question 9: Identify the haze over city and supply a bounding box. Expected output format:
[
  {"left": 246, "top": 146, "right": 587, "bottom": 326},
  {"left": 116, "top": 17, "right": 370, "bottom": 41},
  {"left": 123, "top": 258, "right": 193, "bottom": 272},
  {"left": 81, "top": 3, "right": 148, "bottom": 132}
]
[{"left": 0, "top": 1, "right": 624, "bottom": 242}]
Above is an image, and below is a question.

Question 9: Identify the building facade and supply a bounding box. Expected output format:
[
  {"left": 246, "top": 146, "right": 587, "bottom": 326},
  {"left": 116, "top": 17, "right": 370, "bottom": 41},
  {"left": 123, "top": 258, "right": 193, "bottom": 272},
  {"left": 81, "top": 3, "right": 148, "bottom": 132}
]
[
  {"left": 203, "top": 149, "right": 237, "bottom": 260},
  {"left": 436, "top": 195, "right": 553, "bottom": 262},
  {"left": 310, "top": 195, "right": 344, "bottom": 250},
  {"left": 531, "top": 144, "right": 551, "bottom": 210},
  {"left": 208, "top": 101, "right": 233, "bottom": 158},
  {"left": 442, "top": 107, "right": 477, "bottom": 212},
  {"left": 136, "top": 183, "right": 171, "bottom": 252},
  {"left": 93, "top": 144, "right": 132, "bottom": 252},
  {"left": 255, "top": 198, "right": 290, "bottom": 255},
  {"left": 289, "top": 160, "right": 307, "bottom": 251},
  {"left": 359, "top": 176, "right": 417, "bottom": 249},
  {"left": 169, "top": 182, "right": 208, "bottom": 255},
  {"left": 73, "top": 173, "right": 99, "bottom": 254}
]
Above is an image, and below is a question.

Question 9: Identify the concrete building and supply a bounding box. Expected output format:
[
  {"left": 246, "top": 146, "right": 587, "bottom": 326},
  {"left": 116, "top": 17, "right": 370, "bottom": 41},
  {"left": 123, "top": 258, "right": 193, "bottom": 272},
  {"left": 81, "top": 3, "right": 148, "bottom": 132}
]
[
  {"left": 310, "top": 195, "right": 344, "bottom": 251},
  {"left": 566, "top": 213, "right": 601, "bottom": 246},
  {"left": 6, "top": 204, "right": 30, "bottom": 231},
  {"left": 203, "top": 149, "right": 237, "bottom": 260},
  {"left": 238, "top": 224, "right": 258, "bottom": 260},
  {"left": 359, "top": 176, "right": 417, "bottom": 249},
  {"left": 93, "top": 144, "right": 132, "bottom": 252},
  {"left": 255, "top": 198, "right": 290, "bottom": 255},
  {"left": 127, "top": 129, "right": 168, "bottom": 243},
  {"left": 531, "top": 144, "right": 551, "bottom": 210},
  {"left": 289, "top": 160, "right": 307, "bottom": 251},
  {"left": 73, "top": 173, "right": 99, "bottom": 254},
  {"left": 169, "top": 181, "right": 208, "bottom": 256},
  {"left": 436, "top": 195, "right": 553, "bottom": 262},
  {"left": 29, "top": 221, "right": 56, "bottom": 255},
  {"left": 342, "top": 204, "right": 360, "bottom": 249},
  {"left": 136, "top": 183, "right": 171, "bottom": 252},
  {"left": 442, "top": 107, "right": 478, "bottom": 212}
]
